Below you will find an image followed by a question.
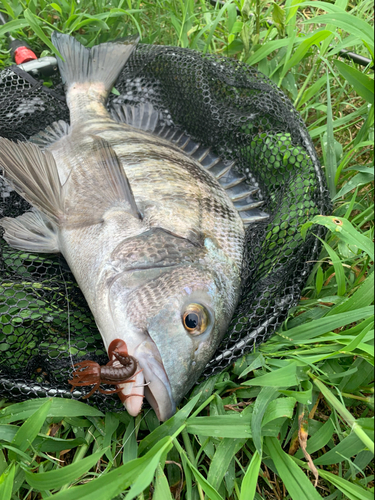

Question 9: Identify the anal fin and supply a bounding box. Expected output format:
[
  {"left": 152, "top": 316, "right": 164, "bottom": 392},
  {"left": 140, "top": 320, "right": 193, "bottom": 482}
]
[
  {"left": 1, "top": 209, "right": 59, "bottom": 253},
  {"left": 29, "top": 120, "right": 70, "bottom": 149}
]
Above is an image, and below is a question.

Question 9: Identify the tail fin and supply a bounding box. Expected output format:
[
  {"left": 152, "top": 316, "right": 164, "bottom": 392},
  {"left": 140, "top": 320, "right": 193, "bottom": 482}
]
[{"left": 51, "top": 32, "right": 139, "bottom": 96}]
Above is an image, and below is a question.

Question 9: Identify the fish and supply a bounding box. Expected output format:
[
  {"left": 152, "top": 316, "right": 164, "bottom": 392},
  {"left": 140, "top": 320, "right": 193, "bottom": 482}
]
[{"left": 0, "top": 33, "right": 268, "bottom": 421}]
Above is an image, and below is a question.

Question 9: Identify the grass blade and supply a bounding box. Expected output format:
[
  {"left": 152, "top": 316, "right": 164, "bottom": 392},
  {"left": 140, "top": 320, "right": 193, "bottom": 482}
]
[
  {"left": 251, "top": 387, "right": 279, "bottom": 454},
  {"left": 23, "top": 9, "right": 63, "bottom": 59},
  {"left": 319, "top": 469, "right": 373, "bottom": 500},
  {"left": 48, "top": 436, "right": 173, "bottom": 500},
  {"left": 239, "top": 450, "right": 261, "bottom": 500},
  {"left": 282, "top": 30, "right": 332, "bottom": 77},
  {"left": 0, "top": 398, "right": 103, "bottom": 424},
  {"left": 138, "top": 392, "right": 201, "bottom": 455},
  {"left": 335, "top": 60, "right": 374, "bottom": 105},
  {"left": 319, "top": 237, "right": 346, "bottom": 296},
  {"left": 242, "top": 364, "right": 300, "bottom": 387},
  {"left": 10, "top": 399, "right": 52, "bottom": 456},
  {"left": 304, "top": 13, "right": 374, "bottom": 48},
  {"left": 265, "top": 436, "right": 322, "bottom": 500},
  {"left": 0, "top": 463, "right": 16, "bottom": 500},
  {"left": 310, "top": 375, "right": 374, "bottom": 453},
  {"left": 301, "top": 216, "right": 374, "bottom": 261},
  {"left": 25, "top": 449, "right": 106, "bottom": 490},
  {"left": 186, "top": 414, "right": 252, "bottom": 438},
  {"left": 0, "top": 19, "right": 29, "bottom": 37},
  {"left": 324, "top": 70, "right": 337, "bottom": 198},
  {"left": 207, "top": 438, "right": 246, "bottom": 491},
  {"left": 153, "top": 464, "right": 173, "bottom": 500}
]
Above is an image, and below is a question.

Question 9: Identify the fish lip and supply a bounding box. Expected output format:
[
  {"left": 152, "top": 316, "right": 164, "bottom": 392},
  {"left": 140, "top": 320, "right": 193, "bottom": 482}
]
[{"left": 133, "top": 338, "right": 176, "bottom": 421}]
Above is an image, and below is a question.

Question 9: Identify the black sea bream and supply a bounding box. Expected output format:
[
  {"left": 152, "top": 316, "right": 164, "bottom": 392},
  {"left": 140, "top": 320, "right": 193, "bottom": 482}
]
[{"left": 0, "top": 34, "right": 266, "bottom": 420}]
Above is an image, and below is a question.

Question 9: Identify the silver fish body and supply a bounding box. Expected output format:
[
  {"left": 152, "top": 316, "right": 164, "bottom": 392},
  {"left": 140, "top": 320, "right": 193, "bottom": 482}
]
[{"left": 0, "top": 33, "right": 246, "bottom": 421}]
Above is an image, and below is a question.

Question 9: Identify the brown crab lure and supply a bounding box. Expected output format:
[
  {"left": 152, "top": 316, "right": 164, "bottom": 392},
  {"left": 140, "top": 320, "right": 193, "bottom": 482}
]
[{"left": 68, "top": 339, "right": 142, "bottom": 400}]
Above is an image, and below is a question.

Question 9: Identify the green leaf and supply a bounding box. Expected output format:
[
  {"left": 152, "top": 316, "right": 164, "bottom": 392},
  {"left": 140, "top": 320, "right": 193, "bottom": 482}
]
[
  {"left": 46, "top": 437, "right": 173, "bottom": 500},
  {"left": 10, "top": 399, "right": 52, "bottom": 457},
  {"left": 335, "top": 60, "right": 374, "bottom": 105},
  {"left": 122, "top": 418, "right": 138, "bottom": 463},
  {"left": 0, "top": 398, "right": 103, "bottom": 424},
  {"left": 123, "top": 440, "right": 173, "bottom": 500},
  {"left": 186, "top": 459, "right": 224, "bottom": 500},
  {"left": 282, "top": 30, "right": 333, "bottom": 77},
  {"left": 265, "top": 437, "right": 322, "bottom": 500},
  {"left": 334, "top": 170, "right": 374, "bottom": 200},
  {"left": 0, "top": 19, "right": 30, "bottom": 38},
  {"left": 324, "top": 70, "right": 337, "bottom": 198},
  {"left": 311, "top": 376, "right": 374, "bottom": 453},
  {"left": 251, "top": 387, "right": 279, "bottom": 455},
  {"left": 319, "top": 469, "right": 373, "bottom": 500},
  {"left": 242, "top": 364, "right": 300, "bottom": 387},
  {"left": 314, "top": 431, "right": 366, "bottom": 466},
  {"left": 272, "top": 3, "right": 285, "bottom": 27},
  {"left": 319, "top": 237, "right": 346, "bottom": 296},
  {"left": 50, "top": 3, "right": 63, "bottom": 15},
  {"left": 278, "top": 381, "right": 313, "bottom": 404},
  {"left": 0, "top": 463, "right": 16, "bottom": 500},
  {"left": 25, "top": 448, "right": 106, "bottom": 490},
  {"left": 303, "top": 13, "right": 374, "bottom": 48},
  {"left": 207, "top": 438, "right": 246, "bottom": 491},
  {"left": 328, "top": 272, "right": 374, "bottom": 315},
  {"left": 303, "top": 417, "right": 335, "bottom": 456},
  {"left": 301, "top": 216, "right": 374, "bottom": 261},
  {"left": 246, "top": 39, "right": 290, "bottom": 66},
  {"left": 261, "top": 397, "right": 296, "bottom": 427},
  {"left": 186, "top": 415, "right": 252, "bottom": 439},
  {"left": 239, "top": 450, "right": 261, "bottom": 500},
  {"left": 138, "top": 392, "right": 201, "bottom": 455},
  {"left": 23, "top": 9, "right": 64, "bottom": 59},
  {"left": 153, "top": 464, "right": 173, "bottom": 500}
]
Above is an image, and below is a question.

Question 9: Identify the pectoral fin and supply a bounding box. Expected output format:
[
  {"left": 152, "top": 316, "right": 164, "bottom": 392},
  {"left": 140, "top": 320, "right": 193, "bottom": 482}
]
[{"left": 62, "top": 136, "right": 142, "bottom": 227}]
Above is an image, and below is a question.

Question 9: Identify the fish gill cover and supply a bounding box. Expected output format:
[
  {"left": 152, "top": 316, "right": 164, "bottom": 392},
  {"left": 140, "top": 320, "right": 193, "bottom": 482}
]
[{"left": 0, "top": 42, "right": 330, "bottom": 412}]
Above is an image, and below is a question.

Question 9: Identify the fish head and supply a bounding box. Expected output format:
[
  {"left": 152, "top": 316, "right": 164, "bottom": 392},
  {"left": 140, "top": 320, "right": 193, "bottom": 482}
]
[{"left": 106, "top": 237, "right": 241, "bottom": 421}]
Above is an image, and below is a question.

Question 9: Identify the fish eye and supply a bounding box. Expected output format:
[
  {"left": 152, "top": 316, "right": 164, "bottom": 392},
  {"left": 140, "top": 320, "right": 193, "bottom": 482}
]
[{"left": 182, "top": 303, "right": 209, "bottom": 335}]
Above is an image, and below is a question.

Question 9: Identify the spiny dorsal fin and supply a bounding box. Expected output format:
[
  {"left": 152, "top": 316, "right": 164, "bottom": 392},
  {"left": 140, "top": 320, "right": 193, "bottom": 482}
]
[
  {"left": 29, "top": 120, "right": 70, "bottom": 149},
  {"left": 0, "top": 138, "right": 63, "bottom": 223},
  {"left": 0, "top": 209, "right": 59, "bottom": 253},
  {"left": 111, "top": 102, "right": 269, "bottom": 227}
]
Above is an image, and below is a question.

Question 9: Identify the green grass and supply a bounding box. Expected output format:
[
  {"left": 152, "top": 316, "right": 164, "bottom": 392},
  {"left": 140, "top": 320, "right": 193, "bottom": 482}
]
[{"left": 0, "top": 0, "right": 374, "bottom": 499}]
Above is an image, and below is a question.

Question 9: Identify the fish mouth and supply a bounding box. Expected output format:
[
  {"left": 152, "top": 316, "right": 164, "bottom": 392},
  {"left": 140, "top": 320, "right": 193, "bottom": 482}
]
[
  {"left": 134, "top": 338, "right": 176, "bottom": 421},
  {"left": 113, "top": 336, "right": 176, "bottom": 422}
]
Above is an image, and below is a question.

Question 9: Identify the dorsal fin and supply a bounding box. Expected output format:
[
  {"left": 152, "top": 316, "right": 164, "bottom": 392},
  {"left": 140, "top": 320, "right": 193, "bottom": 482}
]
[{"left": 111, "top": 102, "right": 269, "bottom": 227}]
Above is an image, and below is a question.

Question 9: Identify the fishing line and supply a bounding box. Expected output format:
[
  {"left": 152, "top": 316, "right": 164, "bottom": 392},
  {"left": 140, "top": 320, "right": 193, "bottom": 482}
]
[
  {"left": 112, "top": 408, "right": 152, "bottom": 465},
  {"left": 59, "top": 262, "right": 74, "bottom": 371}
]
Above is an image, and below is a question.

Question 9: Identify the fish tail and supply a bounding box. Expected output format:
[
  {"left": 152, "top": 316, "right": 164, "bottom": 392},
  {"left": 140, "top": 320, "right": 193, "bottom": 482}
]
[{"left": 51, "top": 32, "right": 139, "bottom": 101}]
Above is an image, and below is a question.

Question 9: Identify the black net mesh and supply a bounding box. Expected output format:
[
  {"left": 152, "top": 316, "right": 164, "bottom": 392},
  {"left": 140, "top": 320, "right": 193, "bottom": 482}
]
[{"left": 0, "top": 44, "right": 330, "bottom": 410}]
